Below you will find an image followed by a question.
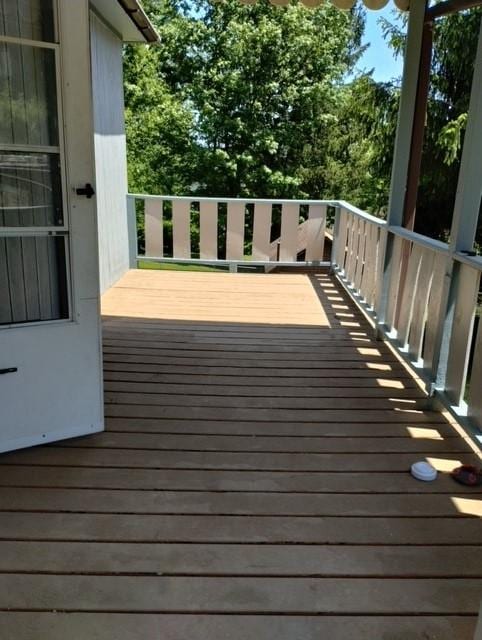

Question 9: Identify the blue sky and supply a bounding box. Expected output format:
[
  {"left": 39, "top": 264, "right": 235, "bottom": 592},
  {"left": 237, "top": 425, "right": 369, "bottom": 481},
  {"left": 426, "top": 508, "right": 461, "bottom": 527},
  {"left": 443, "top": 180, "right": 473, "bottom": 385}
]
[{"left": 355, "top": 5, "right": 404, "bottom": 82}]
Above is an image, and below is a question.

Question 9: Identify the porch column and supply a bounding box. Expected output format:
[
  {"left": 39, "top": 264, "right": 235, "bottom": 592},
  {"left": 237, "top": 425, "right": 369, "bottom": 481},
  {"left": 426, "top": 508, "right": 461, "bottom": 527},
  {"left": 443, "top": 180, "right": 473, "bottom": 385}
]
[
  {"left": 433, "top": 18, "right": 482, "bottom": 392},
  {"left": 447, "top": 18, "right": 482, "bottom": 253},
  {"left": 377, "top": 0, "right": 428, "bottom": 327}
]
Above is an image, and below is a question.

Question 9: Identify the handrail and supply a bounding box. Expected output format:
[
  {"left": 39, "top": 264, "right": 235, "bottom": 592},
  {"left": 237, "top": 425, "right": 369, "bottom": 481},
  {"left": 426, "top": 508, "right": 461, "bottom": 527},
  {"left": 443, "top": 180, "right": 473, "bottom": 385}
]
[
  {"left": 336, "top": 200, "right": 387, "bottom": 226},
  {"left": 128, "top": 193, "right": 389, "bottom": 224},
  {"left": 128, "top": 193, "right": 334, "bottom": 206},
  {"left": 388, "top": 225, "right": 450, "bottom": 255},
  {"left": 454, "top": 251, "right": 482, "bottom": 272}
]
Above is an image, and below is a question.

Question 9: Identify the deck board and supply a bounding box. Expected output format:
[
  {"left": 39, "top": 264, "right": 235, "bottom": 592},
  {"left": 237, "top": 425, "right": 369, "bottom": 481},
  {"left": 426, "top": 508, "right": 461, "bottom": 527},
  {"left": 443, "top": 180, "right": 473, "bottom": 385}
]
[
  {"left": 0, "top": 613, "right": 477, "bottom": 640},
  {"left": 0, "top": 269, "right": 481, "bottom": 638}
]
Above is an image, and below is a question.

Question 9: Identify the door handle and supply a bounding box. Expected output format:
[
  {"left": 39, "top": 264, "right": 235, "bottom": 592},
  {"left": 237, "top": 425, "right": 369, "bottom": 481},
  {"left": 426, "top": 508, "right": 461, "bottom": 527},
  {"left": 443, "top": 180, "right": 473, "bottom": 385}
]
[
  {"left": 0, "top": 368, "right": 17, "bottom": 375},
  {"left": 75, "top": 183, "right": 95, "bottom": 199}
]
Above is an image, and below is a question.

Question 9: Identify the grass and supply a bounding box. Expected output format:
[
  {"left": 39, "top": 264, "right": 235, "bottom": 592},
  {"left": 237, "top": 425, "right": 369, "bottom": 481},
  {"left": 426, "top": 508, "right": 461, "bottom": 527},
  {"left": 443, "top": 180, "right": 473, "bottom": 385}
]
[
  {"left": 137, "top": 260, "right": 227, "bottom": 273},
  {"left": 137, "top": 259, "right": 265, "bottom": 273}
]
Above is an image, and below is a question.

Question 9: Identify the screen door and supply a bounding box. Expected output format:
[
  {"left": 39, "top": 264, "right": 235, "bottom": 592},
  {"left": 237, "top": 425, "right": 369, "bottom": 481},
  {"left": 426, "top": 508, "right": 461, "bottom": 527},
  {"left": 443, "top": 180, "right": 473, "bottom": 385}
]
[{"left": 0, "top": 0, "right": 104, "bottom": 452}]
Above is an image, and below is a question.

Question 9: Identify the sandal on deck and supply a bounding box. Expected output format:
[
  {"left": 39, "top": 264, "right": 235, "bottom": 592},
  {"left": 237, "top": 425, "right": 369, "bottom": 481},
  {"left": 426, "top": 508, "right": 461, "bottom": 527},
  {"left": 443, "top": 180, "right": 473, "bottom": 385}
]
[{"left": 451, "top": 465, "right": 482, "bottom": 487}]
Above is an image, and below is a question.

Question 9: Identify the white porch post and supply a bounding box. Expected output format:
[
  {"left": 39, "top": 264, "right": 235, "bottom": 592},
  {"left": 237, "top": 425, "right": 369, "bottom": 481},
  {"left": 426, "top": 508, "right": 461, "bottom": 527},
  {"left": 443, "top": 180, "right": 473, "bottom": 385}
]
[
  {"left": 127, "top": 195, "right": 138, "bottom": 269},
  {"left": 386, "top": 0, "right": 429, "bottom": 229},
  {"left": 433, "top": 19, "right": 482, "bottom": 394},
  {"left": 377, "top": 0, "right": 428, "bottom": 328},
  {"left": 448, "top": 19, "right": 482, "bottom": 253}
]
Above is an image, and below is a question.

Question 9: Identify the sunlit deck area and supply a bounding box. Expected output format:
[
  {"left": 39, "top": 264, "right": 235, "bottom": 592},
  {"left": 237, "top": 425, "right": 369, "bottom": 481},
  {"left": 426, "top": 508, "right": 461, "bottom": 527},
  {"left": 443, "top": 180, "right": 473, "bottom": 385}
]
[{"left": 0, "top": 268, "right": 481, "bottom": 638}]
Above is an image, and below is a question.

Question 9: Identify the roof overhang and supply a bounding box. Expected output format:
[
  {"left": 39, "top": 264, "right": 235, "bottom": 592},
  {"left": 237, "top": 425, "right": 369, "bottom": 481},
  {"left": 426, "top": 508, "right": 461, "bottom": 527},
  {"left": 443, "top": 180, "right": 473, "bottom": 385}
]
[{"left": 90, "top": 0, "right": 160, "bottom": 43}]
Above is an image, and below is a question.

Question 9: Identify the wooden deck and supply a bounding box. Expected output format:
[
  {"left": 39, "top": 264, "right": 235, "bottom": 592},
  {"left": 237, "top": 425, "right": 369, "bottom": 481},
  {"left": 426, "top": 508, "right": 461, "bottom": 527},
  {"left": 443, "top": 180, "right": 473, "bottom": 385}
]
[{"left": 0, "top": 268, "right": 481, "bottom": 639}]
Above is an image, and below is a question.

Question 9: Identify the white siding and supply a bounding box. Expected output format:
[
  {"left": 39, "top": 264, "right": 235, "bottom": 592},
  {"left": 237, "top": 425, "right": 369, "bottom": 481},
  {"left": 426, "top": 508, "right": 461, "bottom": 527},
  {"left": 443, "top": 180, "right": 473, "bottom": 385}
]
[{"left": 90, "top": 11, "right": 129, "bottom": 293}]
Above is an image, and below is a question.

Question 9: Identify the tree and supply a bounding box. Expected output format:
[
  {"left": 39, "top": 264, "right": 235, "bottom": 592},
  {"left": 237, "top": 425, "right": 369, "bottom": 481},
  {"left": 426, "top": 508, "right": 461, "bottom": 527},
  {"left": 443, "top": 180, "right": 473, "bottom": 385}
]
[
  {"left": 124, "top": 0, "right": 365, "bottom": 199},
  {"left": 323, "top": 74, "right": 399, "bottom": 215},
  {"left": 188, "top": 1, "right": 364, "bottom": 198},
  {"left": 416, "top": 8, "right": 482, "bottom": 240},
  {"left": 123, "top": 40, "right": 196, "bottom": 195},
  {"left": 322, "top": 7, "right": 482, "bottom": 241}
]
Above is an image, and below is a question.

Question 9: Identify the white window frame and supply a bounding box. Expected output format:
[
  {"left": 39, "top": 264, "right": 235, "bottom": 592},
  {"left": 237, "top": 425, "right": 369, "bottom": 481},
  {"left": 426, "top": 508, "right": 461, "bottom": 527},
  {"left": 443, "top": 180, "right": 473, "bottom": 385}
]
[{"left": 0, "top": 0, "right": 74, "bottom": 328}]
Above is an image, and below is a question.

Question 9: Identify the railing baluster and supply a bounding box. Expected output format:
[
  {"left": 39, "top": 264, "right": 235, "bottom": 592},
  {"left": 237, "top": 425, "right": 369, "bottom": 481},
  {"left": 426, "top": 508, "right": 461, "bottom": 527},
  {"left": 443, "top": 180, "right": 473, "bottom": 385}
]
[
  {"left": 251, "top": 202, "right": 272, "bottom": 261},
  {"left": 360, "top": 223, "right": 376, "bottom": 307},
  {"left": 353, "top": 218, "right": 362, "bottom": 284},
  {"left": 339, "top": 212, "right": 350, "bottom": 274},
  {"left": 468, "top": 319, "right": 482, "bottom": 428},
  {"left": 397, "top": 243, "right": 423, "bottom": 348},
  {"left": 172, "top": 200, "right": 191, "bottom": 259},
  {"left": 345, "top": 215, "right": 358, "bottom": 283},
  {"left": 126, "top": 195, "right": 138, "bottom": 269},
  {"left": 374, "top": 227, "right": 387, "bottom": 318},
  {"left": 199, "top": 201, "right": 218, "bottom": 260},
  {"left": 226, "top": 202, "right": 245, "bottom": 261},
  {"left": 279, "top": 203, "right": 299, "bottom": 262},
  {"left": 353, "top": 220, "right": 366, "bottom": 292},
  {"left": 306, "top": 204, "right": 326, "bottom": 262},
  {"left": 408, "top": 247, "right": 435, "bottom": 362},
  {"left": 384, "top": 235, "right": 404, "bottom": 334},
  {"left": 445, "top": 263, "right": 480, "bottom": 407},
  {"left": 145, "top": 198, "right": 163, "bottom": 258},
  {"left": 334, "top": 208, "right": 347, "bottom": 270},
  {"left": 422, "top": 252, "right": 448, "bottom": 378}
]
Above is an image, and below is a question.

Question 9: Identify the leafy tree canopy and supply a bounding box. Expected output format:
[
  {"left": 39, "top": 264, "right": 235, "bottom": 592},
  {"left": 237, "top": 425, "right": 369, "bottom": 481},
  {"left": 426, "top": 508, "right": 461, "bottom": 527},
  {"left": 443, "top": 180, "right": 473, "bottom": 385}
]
[
  {"left": 124, "top": 1, "right": 482, "bottom": 241},
  {"left": 340, "top": 8, "right": 482, "bottom": 239},
  {"left": 125, "top": 0, "right": 364, "bottom": 197}
]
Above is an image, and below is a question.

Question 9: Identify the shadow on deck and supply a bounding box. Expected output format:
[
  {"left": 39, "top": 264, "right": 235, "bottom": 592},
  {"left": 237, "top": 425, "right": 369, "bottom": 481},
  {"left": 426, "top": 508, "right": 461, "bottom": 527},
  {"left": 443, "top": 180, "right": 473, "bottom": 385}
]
[{"left": 0, "top": 269, "right": 481, "bottom": 639}]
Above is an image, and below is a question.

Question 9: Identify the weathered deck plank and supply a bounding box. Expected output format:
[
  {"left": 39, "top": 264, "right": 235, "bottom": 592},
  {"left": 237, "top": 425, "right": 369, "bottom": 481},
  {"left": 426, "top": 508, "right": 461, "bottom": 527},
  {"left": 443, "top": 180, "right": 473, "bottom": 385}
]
[
  {"left": 0, "top": 613, "right": 476, "bottom": 640},
  {"left": 0, "top": 574, "right": 481, "bottom": 613},
  {"left": 0, "top": 487, "right": 480, "bottom": 516},
  {"left": 0, "top": 269, "right": 480, "bottom": 639},
  {"left": 0, "top": 465, "right": 477, "bottom": 493},
  {"left": 0, "top": 541, "right": 480, "bottom": 576}
]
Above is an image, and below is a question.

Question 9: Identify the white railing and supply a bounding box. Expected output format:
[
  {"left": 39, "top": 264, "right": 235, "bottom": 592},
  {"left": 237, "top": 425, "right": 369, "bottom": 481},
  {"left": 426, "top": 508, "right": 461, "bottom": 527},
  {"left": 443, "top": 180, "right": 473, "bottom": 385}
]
[
  {"left": 332, "top": 202, "right": 387, "bottom": 315},
  {"left": 127, "top": 194, "right": 332, "bottom": 269},
  {"left": 331, "top": 204, "right": 482, "bottom": 434}
]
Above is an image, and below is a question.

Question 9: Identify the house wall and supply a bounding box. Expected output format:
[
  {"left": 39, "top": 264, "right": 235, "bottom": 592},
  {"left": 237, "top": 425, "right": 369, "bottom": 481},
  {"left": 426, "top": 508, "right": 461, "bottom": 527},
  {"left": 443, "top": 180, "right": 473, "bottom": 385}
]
[{"left": 90, "top": 10, "right": 130, "bottom": 294}]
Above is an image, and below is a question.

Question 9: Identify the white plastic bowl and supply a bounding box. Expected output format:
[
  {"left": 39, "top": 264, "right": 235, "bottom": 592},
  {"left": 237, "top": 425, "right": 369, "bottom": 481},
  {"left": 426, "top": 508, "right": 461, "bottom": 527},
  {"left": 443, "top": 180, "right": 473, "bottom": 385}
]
[{"left": 411, "top": 461, "right": 438, "bottom": 482}]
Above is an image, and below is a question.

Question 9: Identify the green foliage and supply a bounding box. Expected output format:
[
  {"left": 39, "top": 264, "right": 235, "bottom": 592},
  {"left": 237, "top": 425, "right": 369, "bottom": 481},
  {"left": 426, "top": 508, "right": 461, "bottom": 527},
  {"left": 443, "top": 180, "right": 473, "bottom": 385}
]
[
  {"left": 326, "top": 8, "right": 482, "bottom": 239},
  {"left": 416, "top": 9, "right": 481, "bottom": 239},
  {"left": 323, "top": 75, "right": 399, "bottom": 216},
  {"left": 188, "top": 1, "right": 363, "bottom": 197},
  {"left": 437, "top": 112, "right": 467, "bottom": 166},
  {"left": 123, "top": 44, "right": 195, "bottom": 194},
  {"left": 124, "top": 1, "right": 482, "bottom": 245},
  {"left": 124, "top": 0, "right": 364, "bottom": 199},
  {"left": 138, "top": 259, "right": 225, "bottom": 271}
]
